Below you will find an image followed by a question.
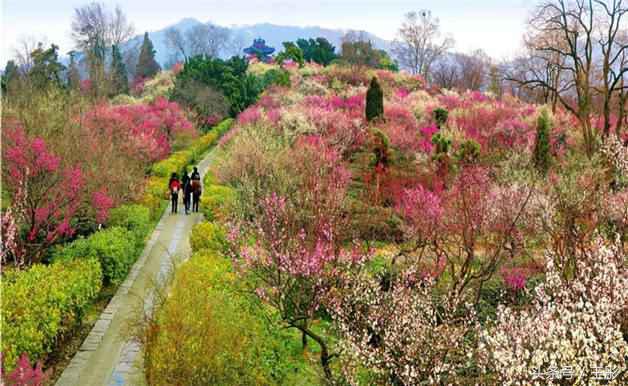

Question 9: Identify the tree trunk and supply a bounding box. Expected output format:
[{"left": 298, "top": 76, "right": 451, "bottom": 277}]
[{"left": 296, "top": 325, "right": 333, "bottom": 382}]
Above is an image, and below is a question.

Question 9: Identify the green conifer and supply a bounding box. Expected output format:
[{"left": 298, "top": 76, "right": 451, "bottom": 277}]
[{"left": 366, "top": 76, "right": 384, "bottom": 122}]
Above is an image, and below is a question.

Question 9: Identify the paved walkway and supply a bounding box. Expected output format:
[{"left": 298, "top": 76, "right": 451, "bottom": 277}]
[{"left": 55, "top": 151, "right": 216, "bottom": 386}]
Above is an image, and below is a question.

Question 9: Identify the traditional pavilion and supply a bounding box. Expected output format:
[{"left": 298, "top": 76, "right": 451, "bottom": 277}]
[{"left": 243, "top": 38, "right": 275, "bottom": 63}]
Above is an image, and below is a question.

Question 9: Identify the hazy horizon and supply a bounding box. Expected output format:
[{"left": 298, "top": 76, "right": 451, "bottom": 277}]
[{"left": 1, "top": 0, "right": 535, "bottom": 65}]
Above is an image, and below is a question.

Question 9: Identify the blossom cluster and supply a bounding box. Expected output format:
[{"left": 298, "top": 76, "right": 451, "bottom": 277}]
[{"left": 480, "top": 238, "right": 628, "bottom": 385}]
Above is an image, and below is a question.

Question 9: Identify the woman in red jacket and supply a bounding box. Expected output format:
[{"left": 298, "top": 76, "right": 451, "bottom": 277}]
[{"left": 169, "top": 172, "right": 181, "bottom": 214}]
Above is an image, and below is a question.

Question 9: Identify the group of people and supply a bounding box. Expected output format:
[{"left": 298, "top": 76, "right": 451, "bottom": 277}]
[{"left": 168, "top": 167, "right": 202, "bottom": 215}]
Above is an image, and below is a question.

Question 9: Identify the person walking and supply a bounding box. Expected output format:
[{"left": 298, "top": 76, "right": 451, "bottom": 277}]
[
  {"left": 169, "top": 172, "right": 181, "bottom": 214},
  {"left": 191, "top": 167, "right": 201, "bottom": 213},
  {"left": 181, "top": 170, "right": 191, "bottom": 215}
]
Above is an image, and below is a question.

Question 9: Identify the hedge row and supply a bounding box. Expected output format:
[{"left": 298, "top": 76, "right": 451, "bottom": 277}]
[
  {"left": 143, "top": 118, "right": 234, "bottom": 219},
  {"left": 52, "top": 226, "right": 139, "bottom": 285},
  {"left": 1, "top": 259, "right": 102, "bottom": 373}
]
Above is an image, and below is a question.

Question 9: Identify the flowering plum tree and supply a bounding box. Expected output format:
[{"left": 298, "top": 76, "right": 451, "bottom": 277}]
[
  {"left": 397, "top": 166, "right": 534, "bottom": 304},
  {"left": 1, "top": 126, "right": 84, "bottom": 266},
  {"left": 329, "top": 268, "right": 477, "bottom": 385},
  {"left": 233, "top": 192, "right": 363, "bottom": 381},
  {"left": 480, "top": 238, "right": 628, "bottom": 385}
]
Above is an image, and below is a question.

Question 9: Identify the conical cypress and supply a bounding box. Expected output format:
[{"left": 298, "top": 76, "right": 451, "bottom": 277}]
[
  {"left": 136, "top": 32, "right": 160, "bottom": 78},
  {"left": 111, "top": 44, "right": 129, "bottom": 95},
  {"left": 366, "top": 76, "right": 384, "bottom": 122},
  {"left": 533, "top": 109, "right": 552, "bottom": 175}
]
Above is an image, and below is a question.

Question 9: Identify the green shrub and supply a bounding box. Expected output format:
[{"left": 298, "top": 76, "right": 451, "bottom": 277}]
[
  {"left": 455, "top": 139, "right": 481, "bottom": 165},
  {"left": 143, "top": 252, "right": 315, "bottom": 385},
  {"left": 432, "top": 133, "right": 452, "bottom": 157},
  {"left": 201, "top": 185, "right": 236, "bottom": 221},
  {"left": 433, "top": 107, "right": 448, "bottom": 129},
  {"left": 1, "top": 259, "right": 102, "bottom": 373},
  {"left": 53, "top": 227, "right": 137, "bottom": 285},
  {"left": 262, "top": 68, "right": 291, "bottom": 88},
  {"left": 190, "top": 222, "right": 228, "bottom": 254},
  {"left": 108, "top": 204, "right": 151, "bottom": 248},
  {"left": 365, "top": 76, "right": 384, "bottom": 122}
]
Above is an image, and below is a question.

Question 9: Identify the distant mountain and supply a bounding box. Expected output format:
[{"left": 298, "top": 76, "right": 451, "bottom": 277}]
[{"left": 124, "top": 18, "right": 392, "bottom": 67}]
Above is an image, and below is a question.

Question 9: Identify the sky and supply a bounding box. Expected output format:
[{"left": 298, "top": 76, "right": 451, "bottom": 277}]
[{"left": 1, "top": 0, "right": 536, "bottom": 65}]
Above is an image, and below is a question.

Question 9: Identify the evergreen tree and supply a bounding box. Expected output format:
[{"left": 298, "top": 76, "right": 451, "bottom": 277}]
[
  {"left": 433, "top": 108, "right": 448, "bottom": 129},
  {"left": 297, "top": 37, "right": 337, "bottom": 66},
  {"left": 2, "top": 60, "right": 20, "bottom": 94},
  {"left": 67, "top": 51, "right": 81, "bottom": 90},
  {"left": 366, "top": 76, "right": 384, "bottom": 122},
  {"left": 276, "top": 42, "right": 304, "bottom": 67},
  {"left": 136, "top": 32, "right": 160, "bottom": 79},
  {"left": 534, "top": 109, "right": 552, "bottom": 175},
  {"left": 29, "top": 44, "right": 65, "bottom": 88},
  {"left": 110, "top": 44, "right": 129, "bottom": 95}
]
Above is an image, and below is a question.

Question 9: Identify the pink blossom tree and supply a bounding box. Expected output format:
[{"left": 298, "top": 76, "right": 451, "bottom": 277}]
[
  {"left": 397, "top": 166, "right": 534, "bottom": 304},
  {"left": 1, "top": 126, "right": 84, "bottom": 266},
  {"left": 232, "top": 192, "right": 367, "bottom": 381}
]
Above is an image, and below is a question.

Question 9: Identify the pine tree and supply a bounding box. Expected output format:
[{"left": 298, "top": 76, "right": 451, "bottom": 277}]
[
  {"left": 110, "top": 44, "right": 129, "bottom": 95},
  {"left": 29, "top": 44, "right": 66, "bottom": 89},
  {"left": 136, "top": 32, "right": 160, "bottom": 79},
  {"left": 366, "top": 76, "right": 384, "bottom": 122},
  {"left": 534, "top": 109, "right": 552, "bottom": 175}
]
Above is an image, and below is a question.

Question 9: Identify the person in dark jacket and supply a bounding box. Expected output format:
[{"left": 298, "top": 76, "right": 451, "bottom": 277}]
[
  {"left": 181, "top": 170, "right": 191, "bottom": 214},
  {"left": 190, "top": 167, "right": 202, "bottom": 212},
  {"left": 169, "top": 173, "right": 181, "bottom": 214}
]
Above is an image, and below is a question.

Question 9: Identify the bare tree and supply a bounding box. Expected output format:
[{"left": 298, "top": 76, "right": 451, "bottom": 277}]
[
  {"left": 391, "top": 10, "right": 454, "bottom": 79},
  {"left": 227, "top": 32, "right": 247, "bottom": 57},
  {"left": 432, "top": 59, "right": 459, "bottom": 90},
  {"left": 109, "top": 5, "right": 135, "bottom": 46},
  {"left": 432, "top": 50, "right": 490, "bottom": 91},
  {"left": 187, "top": 24, "right": 230, "bottom": 57},
  {"left": 510, "top": 0, "right": 627, "bottom": 155},
  {"left": 164, "top": 23, "right": 231, "bottom": 62},
  {"left": 340, "top": 31, "right": 380, "bottom": 69},
  {"left": 164, "top": 27, "right": 188, "bottom": 62},
  {"left": 13, "top": 36, "right": 47, "bottom": 73},
  {"left": 595, "top": 0, "right": 628, "bottom": 136},
  {"left": 71, "top": 2, "right": 134, "bottom": 50}
]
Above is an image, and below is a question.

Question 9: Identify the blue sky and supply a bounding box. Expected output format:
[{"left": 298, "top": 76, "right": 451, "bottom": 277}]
[{"left": 1, "top": 0, "right": 535, "bottom": 64}]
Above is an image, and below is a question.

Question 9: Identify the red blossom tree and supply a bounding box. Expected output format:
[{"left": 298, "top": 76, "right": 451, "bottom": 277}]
[{"left": 1, "top": 126, "right": 84, "bottom": 266}]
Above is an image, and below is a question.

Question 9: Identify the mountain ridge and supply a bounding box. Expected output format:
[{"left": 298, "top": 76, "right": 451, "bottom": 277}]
[{"left": 125, "top": 17, "right": 392, "bottom": 66}]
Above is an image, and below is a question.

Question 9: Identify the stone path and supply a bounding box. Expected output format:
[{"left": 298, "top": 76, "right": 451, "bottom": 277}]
[{"left": 55, "top": 151, "right": 216, "bottom": 386}]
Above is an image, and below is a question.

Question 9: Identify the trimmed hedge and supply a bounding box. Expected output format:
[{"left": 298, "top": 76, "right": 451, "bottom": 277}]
[
  {"left": 108, "top": 204, "right": 151, "bottom": 248},
  {"left": 52, "top": 227, "right": 137, "bottom": 285},
  {"left": 1, "top": 259, "right": 102, "bottom": 373},
  {"left": 190, "top": 221, "right": 228, "bottom": 254}
]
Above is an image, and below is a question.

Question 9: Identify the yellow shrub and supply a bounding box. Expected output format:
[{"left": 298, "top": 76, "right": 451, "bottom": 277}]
[
  {"left": 144, "top": 253, "right": 275, "bottom": 386},
  {"left": 190, "top": 221, "right": 228, "bottom": 253}
]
